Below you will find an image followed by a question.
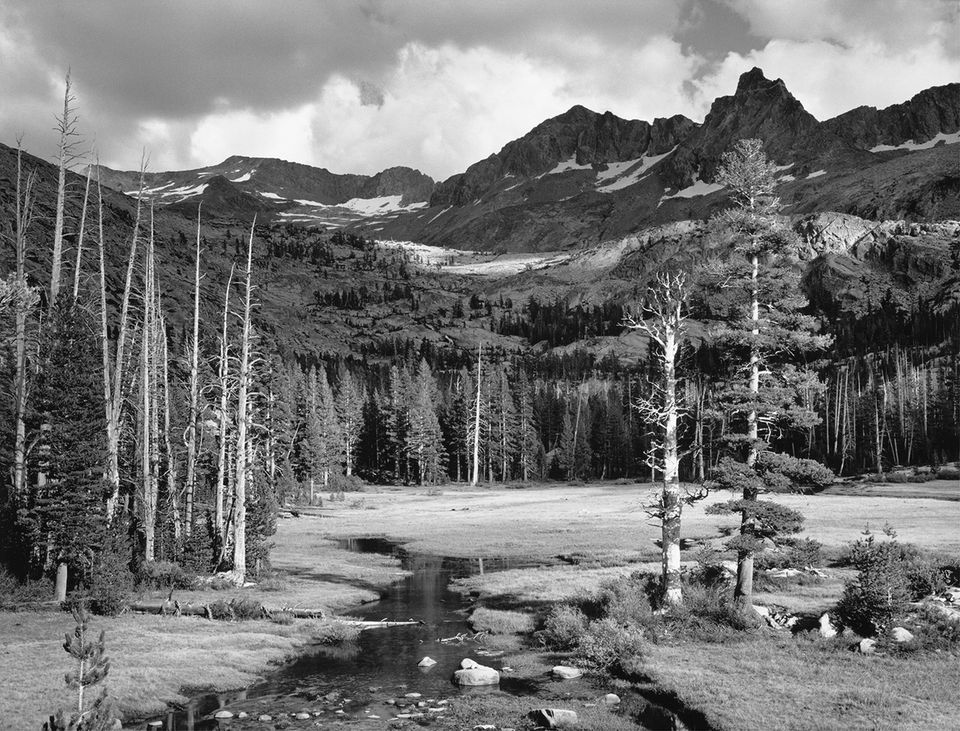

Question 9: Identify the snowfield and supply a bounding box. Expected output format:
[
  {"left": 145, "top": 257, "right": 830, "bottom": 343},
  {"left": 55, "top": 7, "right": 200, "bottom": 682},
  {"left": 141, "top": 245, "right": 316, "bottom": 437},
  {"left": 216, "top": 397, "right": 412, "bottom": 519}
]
[
  {"left": 376, "top": 239, "right": 570, "bottom": 276},
  {"left": 595, "top": 147, "right": 676, "bottom": 193},
  {"left": 870, "top": 130, "right": 960, "bottom": 153}
]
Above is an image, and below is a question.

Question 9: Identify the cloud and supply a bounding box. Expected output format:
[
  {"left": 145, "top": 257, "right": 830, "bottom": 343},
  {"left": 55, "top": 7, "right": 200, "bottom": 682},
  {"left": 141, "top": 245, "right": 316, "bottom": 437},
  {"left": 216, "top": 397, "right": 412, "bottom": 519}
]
[
  {"left": 0, "top": 0, "right": 955, "bottom": 179},
  {"left": 694, "top": 36, "right": 959, "bottom": 122}
]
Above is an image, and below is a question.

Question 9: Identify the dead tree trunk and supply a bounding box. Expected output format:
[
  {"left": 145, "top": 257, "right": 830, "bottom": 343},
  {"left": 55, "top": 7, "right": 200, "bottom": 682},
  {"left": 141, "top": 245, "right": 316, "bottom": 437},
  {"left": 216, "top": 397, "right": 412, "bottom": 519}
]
[
  {"left": 231, "top": 219, "right": 256, "bottom": 584},
  {"left": 626, "top": 272, "right": 688, "bottom": 606},
  {"left": 184, "top": 206, "right": 202, "bottom": 537},
  {"left": 471, "top": 343, "right": 482, "bottom": 487},
  {"left": 215, "top": 266, "right": 235, "bottom": 541}
]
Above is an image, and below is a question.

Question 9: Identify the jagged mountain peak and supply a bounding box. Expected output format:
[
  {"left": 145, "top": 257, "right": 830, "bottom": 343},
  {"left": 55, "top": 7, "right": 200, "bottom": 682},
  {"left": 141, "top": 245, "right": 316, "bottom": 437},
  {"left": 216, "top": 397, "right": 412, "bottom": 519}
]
[{"left": 735, "top": 66, "right": 788, "bottom": 95}]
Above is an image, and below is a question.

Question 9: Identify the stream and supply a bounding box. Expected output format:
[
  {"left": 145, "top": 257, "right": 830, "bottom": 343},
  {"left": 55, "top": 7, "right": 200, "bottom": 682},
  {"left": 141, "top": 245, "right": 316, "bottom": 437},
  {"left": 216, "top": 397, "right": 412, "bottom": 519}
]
[{"left": 139, "top": 538, "right": 690, "bottom": 730}]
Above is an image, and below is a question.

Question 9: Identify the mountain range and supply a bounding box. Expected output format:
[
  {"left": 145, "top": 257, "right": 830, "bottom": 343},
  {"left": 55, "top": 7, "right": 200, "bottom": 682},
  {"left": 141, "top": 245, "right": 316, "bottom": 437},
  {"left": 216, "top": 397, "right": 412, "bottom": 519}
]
[{"left": 96, "top": 67, "right": 960, "bottom": 252}]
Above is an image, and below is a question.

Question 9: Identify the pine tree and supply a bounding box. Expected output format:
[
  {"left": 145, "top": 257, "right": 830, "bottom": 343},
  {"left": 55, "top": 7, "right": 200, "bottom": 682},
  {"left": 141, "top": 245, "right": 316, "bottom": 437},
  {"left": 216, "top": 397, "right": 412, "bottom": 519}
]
[
  {"left": 46, "top": 604, "right": 117, "bottom": 731},
  {"left": 335, "top": 370, "right": 365, "bottom": 477},
  {"left": 406, "top": 359, "right": 446, "bottom": 484},
  {"left": 702, "top": 139, "right": 835, "bottom": 616}
]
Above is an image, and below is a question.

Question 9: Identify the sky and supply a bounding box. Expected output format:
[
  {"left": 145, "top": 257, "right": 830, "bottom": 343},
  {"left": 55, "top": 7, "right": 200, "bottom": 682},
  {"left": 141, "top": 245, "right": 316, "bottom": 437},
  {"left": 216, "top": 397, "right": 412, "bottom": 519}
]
[{"left": 1, "top": 0, "right": 957, "bottom": 181}]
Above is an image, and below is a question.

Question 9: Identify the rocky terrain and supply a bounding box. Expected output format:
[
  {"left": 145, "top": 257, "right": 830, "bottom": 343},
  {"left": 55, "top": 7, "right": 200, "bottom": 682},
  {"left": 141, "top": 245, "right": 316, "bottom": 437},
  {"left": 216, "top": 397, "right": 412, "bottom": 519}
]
[{"left": 91, "top": 68, "right": 959, "bottom": 253}]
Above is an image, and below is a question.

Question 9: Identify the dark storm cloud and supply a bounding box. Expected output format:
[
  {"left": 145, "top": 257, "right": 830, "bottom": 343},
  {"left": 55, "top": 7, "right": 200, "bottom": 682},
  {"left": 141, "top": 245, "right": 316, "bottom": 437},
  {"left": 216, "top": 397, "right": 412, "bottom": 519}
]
[{"left": 0, "top": 0, "right": 955, "bottom": 176}]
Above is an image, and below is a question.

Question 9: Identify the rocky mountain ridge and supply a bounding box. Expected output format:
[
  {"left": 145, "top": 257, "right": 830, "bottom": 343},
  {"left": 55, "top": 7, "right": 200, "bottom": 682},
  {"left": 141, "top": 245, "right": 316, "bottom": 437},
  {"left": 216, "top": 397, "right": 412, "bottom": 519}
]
[{"left": 57, "top": 68, "right": 960, "bottom": 252}]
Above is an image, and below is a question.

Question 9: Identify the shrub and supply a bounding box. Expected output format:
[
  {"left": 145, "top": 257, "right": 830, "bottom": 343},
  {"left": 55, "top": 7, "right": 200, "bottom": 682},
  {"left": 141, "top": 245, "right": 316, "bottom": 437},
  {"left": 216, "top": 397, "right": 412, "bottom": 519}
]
[
  {"left": 836, "top": 531, "right": 912, "bottom": 635},
  {"left": 540, "top": 605, "right": 588, "bottom": 650},
  {"left": 138, "top": 560, "right": 197, "bottom": 590},
  {"left": 469, "top": 607, "right": 535, "bottom": 635},
  {"left": 270, "top": 610, "right": 295, "bottom": 626},
  {"left": 0, "top": 568, "right": 51, "bottom": 606},
  {"left": 255, "top": 573, "right": 287, "bottom": 592},
  {"left": 316, "top": 619, "right": 361, "bottom": 644},
  {"left": 755, "top": 537, "right": 824, "bottom": 570},
  {"left": 87, "top": 550, "right": 133, "bottom": 617},
  {"left": 207, "top": 597, "right": 265, "bottom": 621},
  {"left": 329, "top": 473, "right": 365, "bottom": 493},
  {"left": 575, "top": 617, "right": 645, "bottom": 673},
  {"left": 595, "top": 571, "right": 656, "bottom": 624},
  {"left": 936, "top": 466, "right": 960, "bottom": 480},
  {"left": 207, "top": 575, "right": 235, "bottom": 591}
]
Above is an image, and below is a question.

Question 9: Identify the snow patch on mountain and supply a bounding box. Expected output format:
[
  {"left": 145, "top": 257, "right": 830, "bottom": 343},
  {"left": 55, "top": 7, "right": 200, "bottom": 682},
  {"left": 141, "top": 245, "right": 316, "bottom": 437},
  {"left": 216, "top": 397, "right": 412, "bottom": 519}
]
[
  {"left": 806, "top": 169, "right": 827, "bottom": 179},
  {"left": 660, "top": 178, "right": 723, "bottom": 201},
  {"left": 870, "top": 130, "right": 960, "bottom": 153},
  {"left": 230, "top": 172, "right": 253, "bottom": 183},
  {"left": 259, "top": 191, "right": 287, "bottom": 200},
  {"left": 596, "top": 147, "right": 676, "bottom": 193},
  {"left": 543, "top": 156, "right": 593, "bottom": 176}
]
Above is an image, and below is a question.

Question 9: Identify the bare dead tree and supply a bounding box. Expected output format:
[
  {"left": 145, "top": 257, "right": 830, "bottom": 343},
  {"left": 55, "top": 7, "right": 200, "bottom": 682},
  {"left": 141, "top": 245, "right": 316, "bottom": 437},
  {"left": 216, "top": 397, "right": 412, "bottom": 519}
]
[
  {"left": 71, "top": 166, "right": 92, "bottom": 303},
  {"left": 214, "top": 266, "right": 236, "bottom": 542},
  {"left": 625, "top": 271, "right": 689, "bottom": 606},
  {"left": 231, "top": 217, "right": 257, "bottom": 584},
  {"left": 470, "top": 342, "right": 482, "bottom": 486},
  {"left": 12, "top": 139, "right": 39, "bottom": 502},
  {"left": 103, "top": 155, "right": 146, "bottom": 518},
  {"left": 50, "top": 70, "right": 82, "bottom": 312},
  {"left": 184, "top": 205, "right": 203, "bottom": 537},
  {"left": 140, "top": 208, "right": 158, "bottom": 561}
]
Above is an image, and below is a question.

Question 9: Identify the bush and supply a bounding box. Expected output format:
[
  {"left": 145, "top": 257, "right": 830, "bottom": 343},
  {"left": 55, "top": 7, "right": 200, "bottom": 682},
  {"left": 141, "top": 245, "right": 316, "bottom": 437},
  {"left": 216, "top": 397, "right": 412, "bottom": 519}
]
[
  {"left": 0, "top": 567, "right": 51, "bottom": 606},
  {"left": 138, "top": 560, "right": 196, "bottom": 590},
  {"left": 755, "top": 537, "right": 824, "bottom": 570},
  {"left": 575, "top": 617, "right": 645, "bottom": 673},
  {"left": 208, "top": 597, "right": 265, "bottom": 621},
  {"left": 836, "top": 531, "right": 912, "bottom": 635},
  {"left": 329, "top": 473, "right": 365, "bottom": 493},
  {"left": 255, "top": 573, "right": 287, "bottom": 592},
  {"left": 594, "top": 571, "right": 656, "bottom": 624},
  {"left": 936, "top": 466, "right": 960, "bottom": 480},
  {"left": 540, "top": 605, "right": 588, "bottom": 650},
  {"left": 87, "top": 550, "right": 133, "bottom": 617},
  {"left": 316, "top": 619, "right": 361, "bottom": 644},
  {"left": 469, "top": 607, "right": 535, "bottom": 635},
  {"left": 270, "top": 610, "right": 295, "bottom": 625}
]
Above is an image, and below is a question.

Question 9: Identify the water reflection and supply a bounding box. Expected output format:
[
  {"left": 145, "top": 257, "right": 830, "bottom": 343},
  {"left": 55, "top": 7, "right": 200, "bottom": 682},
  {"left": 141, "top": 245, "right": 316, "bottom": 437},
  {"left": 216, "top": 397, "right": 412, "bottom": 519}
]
[{"left": 138, "top": 539, "right": 542, "bottom": 730}]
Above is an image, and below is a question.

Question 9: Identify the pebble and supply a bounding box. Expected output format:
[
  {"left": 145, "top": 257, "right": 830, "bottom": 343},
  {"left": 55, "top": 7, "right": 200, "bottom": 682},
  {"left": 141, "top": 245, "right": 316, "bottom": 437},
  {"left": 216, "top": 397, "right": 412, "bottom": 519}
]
[
  {"left": 294, "top": 711, "right": 311, "bottom": 720},
  {"left": 237, "top": 711, "right": 248, "bottom": 719},
  {"left": 257, "top": 715, "right": 272, "bottom": 722},
  {"left": 214, "top": 710, "right": 233, "bottom": 719},
  {"left": 404, "top": 692, "right": 422, "bottom": 698},
  {"left": 603, "top": 693, "right": 621, "bottom": 705}
]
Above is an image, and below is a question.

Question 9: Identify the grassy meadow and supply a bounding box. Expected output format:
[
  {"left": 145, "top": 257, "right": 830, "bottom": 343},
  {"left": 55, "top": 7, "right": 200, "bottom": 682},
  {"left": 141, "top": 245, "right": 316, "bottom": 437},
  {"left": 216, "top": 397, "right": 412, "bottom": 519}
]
[{"left": 1, "top": 478, "right": 957, "bottom": 729}]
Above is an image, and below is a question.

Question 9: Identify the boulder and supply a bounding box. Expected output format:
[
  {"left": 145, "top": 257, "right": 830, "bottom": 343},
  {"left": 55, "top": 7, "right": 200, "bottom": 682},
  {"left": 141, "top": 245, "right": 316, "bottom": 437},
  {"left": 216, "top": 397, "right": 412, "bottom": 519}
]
[
  {"left": 454, "top": 659, "right": 500, "bottom": 686},
  {"left": 891, "top": 627, "right": 914, "bottom": 643},
  {"left": 551, "top": 665, "right": 583, "bottom": 680},
  {"left": 418, "top": 656, "right": 437, "bottom": 668},
  {"left": 858, "top": 638, "right": 877, "bottom": 654},
  {"left": 603, "top": 693, "right": 621, "bottom": 706},
  {"left": 213, "top": 710, "right": 233, "bottom": 719},
  {"left": 528, "top": 708, "right": 579, "bottom": 729},
  {"left": 819, "top": 613, "right": 837, "bottom": 638}
]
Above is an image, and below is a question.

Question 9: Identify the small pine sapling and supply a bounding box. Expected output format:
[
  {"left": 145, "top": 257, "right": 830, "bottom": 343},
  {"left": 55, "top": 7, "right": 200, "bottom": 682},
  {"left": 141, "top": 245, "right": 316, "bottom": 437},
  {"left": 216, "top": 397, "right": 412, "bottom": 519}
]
[{"left": 46, "top": 604, "right": 118, "bottom": 730}]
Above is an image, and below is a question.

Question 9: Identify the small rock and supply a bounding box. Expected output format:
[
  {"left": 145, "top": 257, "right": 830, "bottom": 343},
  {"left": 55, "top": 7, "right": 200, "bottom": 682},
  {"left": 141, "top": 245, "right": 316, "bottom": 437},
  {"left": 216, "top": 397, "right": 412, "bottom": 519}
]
[
  {"left": 819, "top": 613, "right": 837, "bottom": 638},
  {"left": 295, "top": 711, "right": 312, "bottom": 720},
  {"left": 603, "top": 693, "right": 621, "bottom": 706},
  {"left": 404, "top": 692, "right": 422, "bottom": 698},
  {"left": 460, "top": 658, "right": 480, "bottom": 670},
  {"left": 257, "top": 715, "right": 272, "bottom": 722},
  {"left": 418, "top": 656, "right": 437, "bottom": 668},
  {"left": 146, "top": 723, "right": 163, "bottom": 729},
  {"left": 552, "top": 665, "right": 583, "bottom": 680},
  {"left": 214, "top": 710, "right": 233, "bottom": 719},
  {"left": 891, "top": 626, "right": 914, "bottom": 643},
  {"left": 528, "top": 708, "right": 579, "bottom": 729},
  {"left": 237, "top": 711, "right": 248, "bottom": 719},
  {"left": 858, "top": 638, "right": 877, "bottom": 654},
  {"left": 474, "top": 726, "right": 497, "bottom": 731}
]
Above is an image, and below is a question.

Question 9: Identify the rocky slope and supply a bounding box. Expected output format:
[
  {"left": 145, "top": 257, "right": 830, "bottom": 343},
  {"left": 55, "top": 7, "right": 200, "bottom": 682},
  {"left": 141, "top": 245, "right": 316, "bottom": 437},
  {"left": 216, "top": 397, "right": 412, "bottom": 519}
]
[{"left": 90, "top": 68, "right": 958, "bottom": 252}]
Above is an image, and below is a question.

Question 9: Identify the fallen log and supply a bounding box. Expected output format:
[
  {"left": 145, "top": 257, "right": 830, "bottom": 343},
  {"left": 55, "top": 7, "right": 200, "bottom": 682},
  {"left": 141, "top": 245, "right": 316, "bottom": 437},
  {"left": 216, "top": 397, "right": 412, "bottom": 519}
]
[{"left": 126, "top": 600, "right": 420, "bottom": 629}]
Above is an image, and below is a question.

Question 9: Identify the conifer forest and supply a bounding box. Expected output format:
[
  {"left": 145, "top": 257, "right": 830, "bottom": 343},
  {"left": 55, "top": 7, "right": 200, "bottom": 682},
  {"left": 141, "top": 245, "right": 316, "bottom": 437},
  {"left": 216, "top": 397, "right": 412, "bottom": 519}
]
[{"left": 0, "top": 19, "right": 958, "bottom": 728}]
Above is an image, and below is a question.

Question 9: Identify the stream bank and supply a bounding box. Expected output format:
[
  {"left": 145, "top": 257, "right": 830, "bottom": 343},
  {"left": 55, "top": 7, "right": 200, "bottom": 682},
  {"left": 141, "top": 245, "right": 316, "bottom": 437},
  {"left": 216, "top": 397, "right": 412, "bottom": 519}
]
[{"left": 141, "top": 537, "right": 687, "bottom": 730}]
